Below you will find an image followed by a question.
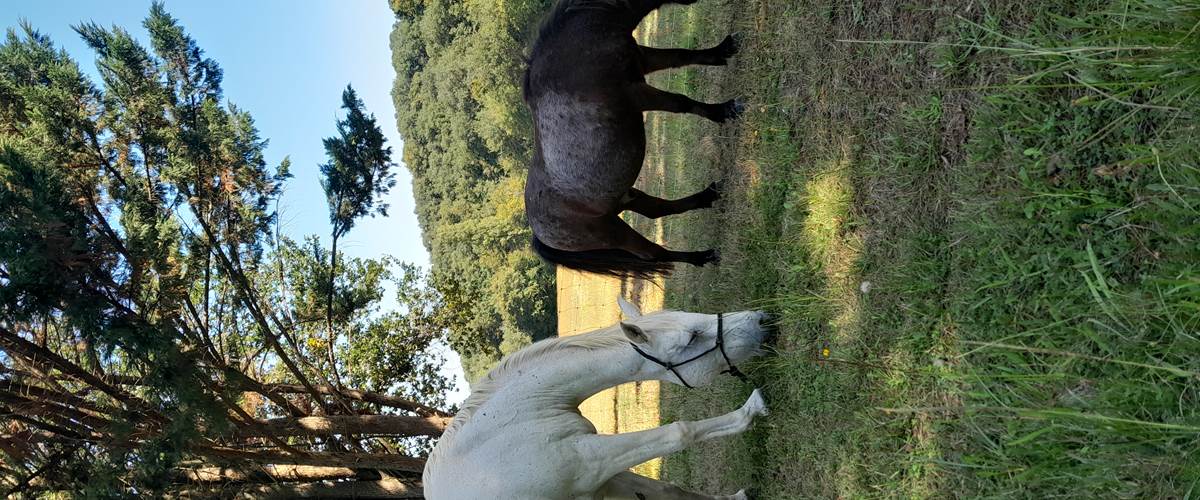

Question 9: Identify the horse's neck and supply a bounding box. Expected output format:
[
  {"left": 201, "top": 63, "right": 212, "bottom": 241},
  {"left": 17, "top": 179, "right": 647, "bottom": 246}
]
[{"left": 499, "top": 332, "right": 650, "bottom": 409}]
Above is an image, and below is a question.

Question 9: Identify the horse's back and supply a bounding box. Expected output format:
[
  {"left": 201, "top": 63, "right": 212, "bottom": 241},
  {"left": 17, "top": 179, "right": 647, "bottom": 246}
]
[
  {"left": 524, "top": 1, "right": 648, "bottom": 242},
  {"left": 527, "top": 90, "right": 643, "bottom": 202},
  {"left": 526, "top": 1, "right": 645, "bottom": 95}
]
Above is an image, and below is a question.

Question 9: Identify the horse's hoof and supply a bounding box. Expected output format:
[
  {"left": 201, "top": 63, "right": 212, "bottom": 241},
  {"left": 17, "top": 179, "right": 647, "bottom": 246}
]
[
  {"left": 698, "top": 181, "right": 723, "bottom": 207},
  {"left": 731, "top": 488, "right": 761, "bottom": 500},
  {"left": 746, "top": 388, "right": 769, "bottom": 417},
  {"left": 721, "top": 99, "right": 745, "bottom": 122},
  {"left": 705, "top": 249, "right": 721, "bottom": 266},
  {"left": 715, "top": 33, "right": 741, "bottom": 60}
]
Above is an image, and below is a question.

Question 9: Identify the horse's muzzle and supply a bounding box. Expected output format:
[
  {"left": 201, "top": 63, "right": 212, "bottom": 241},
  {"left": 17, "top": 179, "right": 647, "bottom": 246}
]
[{"left": 759, "top": 312, "right": 780, "bottom": 346}]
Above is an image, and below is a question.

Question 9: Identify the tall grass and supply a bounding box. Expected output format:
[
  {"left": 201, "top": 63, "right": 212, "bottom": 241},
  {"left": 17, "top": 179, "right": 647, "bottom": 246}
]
[
  {"left": 637, "top": 0, "right": 1198, "bottom": 497},
  {"left": 950, "top": 0, "right": 1200, "bottom": 496}
]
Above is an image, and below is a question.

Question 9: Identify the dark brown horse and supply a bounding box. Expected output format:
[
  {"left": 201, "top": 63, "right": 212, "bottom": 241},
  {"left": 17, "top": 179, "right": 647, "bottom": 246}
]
[{"left": 523, "top": 0, "right": 742, "bottom": 278}]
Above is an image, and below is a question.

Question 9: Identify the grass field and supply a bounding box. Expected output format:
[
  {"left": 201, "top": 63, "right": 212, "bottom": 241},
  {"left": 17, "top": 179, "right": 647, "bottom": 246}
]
[{"left": 622, "top": 0, "right": 1200, "bottom": 497}]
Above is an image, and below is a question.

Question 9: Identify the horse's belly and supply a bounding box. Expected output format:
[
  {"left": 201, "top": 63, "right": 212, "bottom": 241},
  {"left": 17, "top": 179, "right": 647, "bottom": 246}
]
[
  {"left": 533, "top": 92, "right": 645, "bottom": 205},
  {"left": 427, "top": 419, "right": 598, "bottom": 499},
  {"left": 427, "top": 453, "right": 584, "bottom": 500}
]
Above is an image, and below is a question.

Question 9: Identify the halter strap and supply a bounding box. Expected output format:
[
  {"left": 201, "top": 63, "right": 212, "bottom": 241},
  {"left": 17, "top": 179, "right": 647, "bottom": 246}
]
[{"left": 629, "top": 313, "right": 747, "bottom": 389}]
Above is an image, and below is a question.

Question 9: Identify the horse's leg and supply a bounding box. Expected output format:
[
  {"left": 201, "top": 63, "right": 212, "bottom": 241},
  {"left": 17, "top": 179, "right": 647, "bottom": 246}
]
[
  {"left": 599, "top": 471, "right": 747, "bottom": 500},
  {"left": 612, "top": 218, "right": 718, "bottom": 266},
  {"left": 621, "top": 184, "right": 720, "bottom": 219},
  {"left": 575, "top": 389, "right": 767, "bottom": 481},
  {"left": 639, "top": 35, "right": 738, "bottom": 74},
  {"left": 629, "top": 83, "right": 743, "bottom": 123}
]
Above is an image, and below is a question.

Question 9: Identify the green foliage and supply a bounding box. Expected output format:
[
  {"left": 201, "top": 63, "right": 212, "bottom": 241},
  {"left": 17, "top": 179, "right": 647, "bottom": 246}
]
[
  {"left": 0, "top": 4, "right": 452, "bottom": 493},
  {"left": 389, "top": 0, "right": 555, "bottom": 381},
  {"left": 321, "top": 85, "right": 396, "bottom": 239},
  {"left": 0, "top": 142, "right": 102, "bottom": 321},
  {"left": 276, "top": 236, "right": 452, "bottom": 410},
  {"left": 345, "top": 262, "right": 453, "bottom": 409},
  {"left": 390, "top": 0, "right": 425, "bottom": 19}
]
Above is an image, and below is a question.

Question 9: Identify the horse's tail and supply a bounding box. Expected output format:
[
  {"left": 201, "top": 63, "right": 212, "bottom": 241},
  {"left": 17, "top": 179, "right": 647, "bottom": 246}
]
[{"left": 532, "top": 236, "right": 673, "bottom": 279}]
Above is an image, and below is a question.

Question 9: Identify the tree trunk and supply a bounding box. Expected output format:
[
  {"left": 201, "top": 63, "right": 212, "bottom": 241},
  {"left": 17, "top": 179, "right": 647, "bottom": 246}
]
[
  {"left": 200, "top": 448, "right": 425, "bottom": 472},
  {"left": 179, "top": 478, "right": 422, "bottom": 499},
  {"left": 234, "top": 414, "right": 451, "bottom": 439},
  {"left": 177, "top": 465, "right": 359, "bottom": 484},
  {"left": 326, "top": 229, "right": 343, "bottom": 387}
]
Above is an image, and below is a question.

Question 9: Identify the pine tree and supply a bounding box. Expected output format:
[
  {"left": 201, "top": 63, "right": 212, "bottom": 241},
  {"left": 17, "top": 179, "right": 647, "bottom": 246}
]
[
  {"left": 319, "top": 85, "right": 396, "bottom": 389},
  {"left": 0, "top": 5, "right": 448, "bottom": 497}
]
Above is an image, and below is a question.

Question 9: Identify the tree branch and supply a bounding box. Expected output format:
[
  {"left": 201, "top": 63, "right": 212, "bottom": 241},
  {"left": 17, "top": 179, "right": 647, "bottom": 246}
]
[
  {"left": 0, "top": 326, "right": 161, "bottom": 423},
  {"left": 188, "top": 215, "right": 333, "bottom": 415},
  {"left": 222, "top": 368, "right": 306, "bottom": 418},
  {"left": 194, "top": 377, "right": 308, "bottom": 458},
  {"left": 2, "top": 445, "right": 78, "bottom": 498},
  {"left": 198, "top": 447, "right": 425, "bottom": 472},
  {"left": 0, "top": 406, "right": 90, "bottom": 442},
  {"left": 0, "top": 381, "right": 118, "bottom": 420},
  {"left": 232, "top": 414, "right": 449, "bottom": 439},
  {"left": 0, "top": 391, "right": 116, "bottom": 435},
  {"left": 265, "top": 384, "right": 452, "bottom": 418},
  {"left": 175, "top": 464, "right": 359, "bottom": 484},
  {"left": 179, "top": 477, "right": 421, "bottom": 499}
]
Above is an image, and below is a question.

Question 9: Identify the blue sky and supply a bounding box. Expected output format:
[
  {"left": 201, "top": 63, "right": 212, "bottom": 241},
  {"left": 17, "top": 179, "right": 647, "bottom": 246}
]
[{"left": 2, "top": 0, "right": 468, "bottom": 402}]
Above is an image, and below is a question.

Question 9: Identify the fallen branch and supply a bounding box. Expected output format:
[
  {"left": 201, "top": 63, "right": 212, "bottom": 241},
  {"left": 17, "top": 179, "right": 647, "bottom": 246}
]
[
  {"left": 233, "top": 414, "right": 451, "bottom": 439},
  {"left": 176, "top": 464, "right": 359, "bottom": 484},
  {"left": 199, "top": 447, "right": 425, "bottom": 472},
  {"left": 0, "top": 326, "right": 161, "bottom": 423},
  {"left": 266, "top": 384, "right": 452, "bottom": 418},
  {"left": 178, "top": 477, "right": 421, "bottom": 499}
]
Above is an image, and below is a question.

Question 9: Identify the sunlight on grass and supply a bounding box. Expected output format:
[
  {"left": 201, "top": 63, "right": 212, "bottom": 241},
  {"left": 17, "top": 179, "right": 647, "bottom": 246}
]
[
  {"left": 795, "top": 144, "right": 865, "bottom": 346},
  {"left": 798, "top": 167, "right": 853, "bottom": 265}
]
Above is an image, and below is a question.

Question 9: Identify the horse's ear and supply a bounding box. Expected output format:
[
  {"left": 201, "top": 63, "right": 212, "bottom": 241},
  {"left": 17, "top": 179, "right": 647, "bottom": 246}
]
[
  {"left": 617, "top": 296, "right": 642, "bottom": 319},
  {"left": 620, "top": 322, "right": 649, "bottom": 344}
]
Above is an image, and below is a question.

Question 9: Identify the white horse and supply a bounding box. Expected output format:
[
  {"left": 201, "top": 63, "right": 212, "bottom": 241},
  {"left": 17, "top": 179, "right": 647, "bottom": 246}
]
[{"left": 423, "top": 297, "right": 771, "bottom": 499}]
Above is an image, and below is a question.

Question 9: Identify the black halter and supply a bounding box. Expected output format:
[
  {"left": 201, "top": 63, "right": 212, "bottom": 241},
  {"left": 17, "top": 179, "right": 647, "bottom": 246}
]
[{"left": 629, "top": 313, "right": 747, "bottom": 389}]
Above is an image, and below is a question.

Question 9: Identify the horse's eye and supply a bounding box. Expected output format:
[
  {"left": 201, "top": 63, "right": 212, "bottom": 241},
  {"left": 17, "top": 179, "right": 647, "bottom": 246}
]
[{"left": 687, "top": 331, "right": 700, "bottom": 345}]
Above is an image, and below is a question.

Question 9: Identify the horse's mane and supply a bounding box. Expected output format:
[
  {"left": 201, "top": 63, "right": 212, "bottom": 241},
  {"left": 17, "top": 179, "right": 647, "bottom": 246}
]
[{"left": 440, "top": 324, "right": 631, "bottom": 439}]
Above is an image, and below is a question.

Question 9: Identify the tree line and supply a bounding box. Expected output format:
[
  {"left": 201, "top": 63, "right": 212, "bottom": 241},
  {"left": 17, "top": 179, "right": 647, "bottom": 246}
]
[
  {"left": 389, "top": 0, "right": 556, "bottom": 382},
  {"left": 0, "top": 3, "right": 454, "bottom": 496}
]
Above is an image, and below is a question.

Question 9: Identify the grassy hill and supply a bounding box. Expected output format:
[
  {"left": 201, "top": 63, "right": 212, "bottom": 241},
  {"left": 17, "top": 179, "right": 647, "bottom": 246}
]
[{"left": 631, "top": 0, "right": 1199, "bottom": 497}]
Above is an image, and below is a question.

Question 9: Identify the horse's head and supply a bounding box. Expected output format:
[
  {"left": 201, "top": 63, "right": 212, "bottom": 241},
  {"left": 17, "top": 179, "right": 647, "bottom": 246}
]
[{"left": 617, "top": 296, "right": 771, "bottom": 388}]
